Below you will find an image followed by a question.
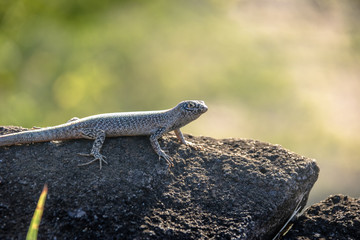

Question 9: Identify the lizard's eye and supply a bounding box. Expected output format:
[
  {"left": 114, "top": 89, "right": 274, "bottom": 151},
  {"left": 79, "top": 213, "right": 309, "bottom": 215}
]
[
  {"left": 188, "top": 102, "right": 196, "bottom": 108},
  {"left": 183, "top": 102, "right": 197, "bottom": 111}
]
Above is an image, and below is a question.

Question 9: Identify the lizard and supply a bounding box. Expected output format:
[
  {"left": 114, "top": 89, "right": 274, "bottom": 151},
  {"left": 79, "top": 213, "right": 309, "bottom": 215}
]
[{"left": 0, "top": 100, "right": 208, "bottom": 169}]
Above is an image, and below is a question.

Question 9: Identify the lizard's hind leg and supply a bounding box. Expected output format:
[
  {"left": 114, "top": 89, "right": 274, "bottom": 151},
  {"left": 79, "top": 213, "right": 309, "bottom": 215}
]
[{"left": 77, "top": 128, "right": 108, "bottom": 169}]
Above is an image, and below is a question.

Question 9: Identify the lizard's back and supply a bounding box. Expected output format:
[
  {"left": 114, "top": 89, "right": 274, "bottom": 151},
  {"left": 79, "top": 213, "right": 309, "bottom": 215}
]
[
  {"left": 72, "top": 110, "right": 171, "bottom": 136},
  {"left": 0, "top": 110, "right": 171, "bottom": 146}
]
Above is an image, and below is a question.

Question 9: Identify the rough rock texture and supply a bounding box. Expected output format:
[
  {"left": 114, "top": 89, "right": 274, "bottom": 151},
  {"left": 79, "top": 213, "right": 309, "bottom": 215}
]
[
  {"left": 284, "top": 194, "right": 360, "bottom": 240},
  {"left": 0, "top": 126, "right": 319, "bottom": 239}
]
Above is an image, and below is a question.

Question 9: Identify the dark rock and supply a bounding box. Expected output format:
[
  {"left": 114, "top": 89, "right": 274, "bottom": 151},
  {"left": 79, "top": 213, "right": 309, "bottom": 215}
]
[
  {"left": 0, "top": 126, "right": 319, "bottom": 239},
  {"left": 284, "top": 194, "right": 360, "bottom": 240}
]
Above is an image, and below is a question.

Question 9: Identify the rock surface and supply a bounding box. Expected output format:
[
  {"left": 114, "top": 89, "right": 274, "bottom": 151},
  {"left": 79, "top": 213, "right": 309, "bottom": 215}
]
[
  {"left": 0, "top": 126, "right": 319, "bottom": 239},
  {"left": 284, "top": 194, "right": 360, "bottom": 240}
]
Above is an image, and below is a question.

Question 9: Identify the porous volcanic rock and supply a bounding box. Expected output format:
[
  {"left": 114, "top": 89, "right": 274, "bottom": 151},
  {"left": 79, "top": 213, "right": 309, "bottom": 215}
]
[
  {"left": 0, "top": 126, "right": 319, "bottom": 239},
  {"left": 284, "top": 194, "right": 360, "bottom": 240}
]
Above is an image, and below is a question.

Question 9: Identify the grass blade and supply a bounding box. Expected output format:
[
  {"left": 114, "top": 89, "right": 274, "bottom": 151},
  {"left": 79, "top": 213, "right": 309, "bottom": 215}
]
[{"left": 26, "top": 184, "right": 48, "bottom": 240}]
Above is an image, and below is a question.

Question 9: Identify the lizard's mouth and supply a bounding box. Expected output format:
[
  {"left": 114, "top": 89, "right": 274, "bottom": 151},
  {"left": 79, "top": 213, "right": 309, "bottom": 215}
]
[
  {"left": 199, "top": 101, "right": 208, "bottom": 113},
  {"left": 202, "top": 106, "right": 208, "bottom": 113}
]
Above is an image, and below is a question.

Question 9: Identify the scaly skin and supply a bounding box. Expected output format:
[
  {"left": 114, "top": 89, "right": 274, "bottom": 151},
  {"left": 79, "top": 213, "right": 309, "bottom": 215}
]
[{"left": 0, "top": 100, "right": 208, "bottom": 169}]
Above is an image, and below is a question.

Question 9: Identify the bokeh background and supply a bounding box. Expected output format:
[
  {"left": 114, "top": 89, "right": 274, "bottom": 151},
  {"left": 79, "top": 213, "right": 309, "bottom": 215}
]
[{"left": 1, "top": 0, "right": 359, "bottom": 205}]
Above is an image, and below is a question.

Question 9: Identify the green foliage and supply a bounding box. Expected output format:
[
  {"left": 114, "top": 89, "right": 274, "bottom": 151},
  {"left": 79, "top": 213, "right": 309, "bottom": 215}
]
[
  {"left": 0, "top": 0, "right": 289, "bottom": 126},
  {"left": 1, "top": 0, "right": 359, "bottom": 204}
]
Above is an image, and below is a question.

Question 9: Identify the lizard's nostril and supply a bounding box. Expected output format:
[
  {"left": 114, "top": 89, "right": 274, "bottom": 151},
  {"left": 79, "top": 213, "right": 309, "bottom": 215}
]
[{"left": 202, "top": 104, "right": 208, "bottom": 112}]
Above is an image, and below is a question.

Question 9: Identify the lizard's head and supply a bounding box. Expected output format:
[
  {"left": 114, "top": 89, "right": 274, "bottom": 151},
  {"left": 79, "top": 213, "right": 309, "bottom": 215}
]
[
  {"left": 174, "top": 100, "right": 208, "bottom": 124},
  {"left": 169, "top": 100, "right": 207, "bottom": 130},
  {"left": 180, "top": 100, "right": 208, "bottom": 114}
]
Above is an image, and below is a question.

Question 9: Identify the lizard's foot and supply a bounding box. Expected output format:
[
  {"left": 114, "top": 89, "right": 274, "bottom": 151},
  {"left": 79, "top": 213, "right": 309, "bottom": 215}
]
[
  {"left": 78, "top": 152, "right": 108, "bottom": 169},
  {"left": 184, "top": 140, "right": 204, "bottom": 151},
  {"left": 159, "top": 151, "right": 174, "bottom": 167}
]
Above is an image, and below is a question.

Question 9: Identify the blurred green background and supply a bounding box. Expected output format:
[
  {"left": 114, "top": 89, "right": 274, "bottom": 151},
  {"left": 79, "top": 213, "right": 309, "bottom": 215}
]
[{"left": 1, "top": 0, "right": 359, "bottom": 205}]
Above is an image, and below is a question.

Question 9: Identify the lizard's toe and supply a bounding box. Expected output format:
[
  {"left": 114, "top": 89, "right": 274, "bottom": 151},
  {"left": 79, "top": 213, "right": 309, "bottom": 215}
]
[
  {"left": 161, "top": 152, "right": 174, "bottom": 167},
  {"left": 78, "top": 152, "right": 92, "bottom": 157},
  {"left": 99, "top": 156, "right": 108, "bottom": 165},
  {"left": 185, "top": 141, "right": 203, "bottom": 150},
  {"left": 78, "top": 152, "right": 108, "bottom": 169}
]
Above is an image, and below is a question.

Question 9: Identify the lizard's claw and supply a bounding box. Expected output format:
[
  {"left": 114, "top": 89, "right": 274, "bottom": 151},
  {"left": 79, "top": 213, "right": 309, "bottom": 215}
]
[
  {"left": 78, "top": 152, "right": 108, "bottom": 170},
  {"left": 159, "top": 151, "right": 174, "bottom": 167}
]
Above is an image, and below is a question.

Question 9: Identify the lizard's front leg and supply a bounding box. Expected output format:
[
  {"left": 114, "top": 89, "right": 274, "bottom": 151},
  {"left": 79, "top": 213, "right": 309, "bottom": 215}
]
[
  {"left": 174, "top": 128, "right": 202, "bottom": 150},
  {"left": 77, "top": 128, "right": 108, "bottom": 169},
  {"left": 150, "top": 128, "right": 174, "bottom": 167}
]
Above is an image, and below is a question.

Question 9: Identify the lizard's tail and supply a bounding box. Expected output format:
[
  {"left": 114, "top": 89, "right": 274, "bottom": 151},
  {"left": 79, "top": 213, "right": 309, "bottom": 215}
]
[{"left": 0, "top": 126, "right": 76, "bottom": 147}]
